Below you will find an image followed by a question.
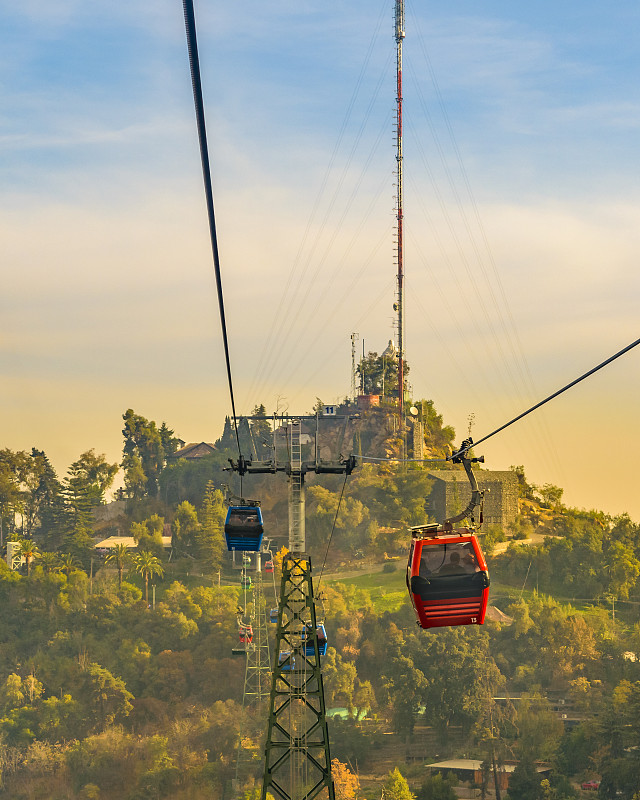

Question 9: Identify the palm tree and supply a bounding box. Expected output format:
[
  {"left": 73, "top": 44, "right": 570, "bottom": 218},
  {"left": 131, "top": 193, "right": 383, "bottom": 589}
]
[
  {"left": 19, "top": 539, "right": 39, "bottom": 576},
  {"left": 105, "top": 543, "right": 131, "bottom": 588},
  {"left": 57, "top": 553, "right": 80, "bottom": 578},
  {"left": 38, "top": 552, "right": 60, "bottom": 575},
  {"left": 133, "top": 551, "right": 164, "bottom": 605}
]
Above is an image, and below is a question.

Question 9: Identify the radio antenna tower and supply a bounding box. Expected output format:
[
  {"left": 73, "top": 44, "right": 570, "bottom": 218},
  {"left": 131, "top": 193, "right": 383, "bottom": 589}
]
[
  {"left": 350, "top": 333, "right": 359, "bottom": 401},
  {"left": 394, "top": 0, "right": 405, "bottom": 423}
]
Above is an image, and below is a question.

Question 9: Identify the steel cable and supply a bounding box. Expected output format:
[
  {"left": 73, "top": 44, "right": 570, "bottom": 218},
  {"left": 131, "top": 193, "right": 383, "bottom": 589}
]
[
  {"left": 353, "top": 335, "right": 640, "bottom": 464},
  {"left": 316, "top": 472, "right": 350, "bottom": 591},
  {"left": 182, "top": 0, "right": 242, "bottom": 460}
]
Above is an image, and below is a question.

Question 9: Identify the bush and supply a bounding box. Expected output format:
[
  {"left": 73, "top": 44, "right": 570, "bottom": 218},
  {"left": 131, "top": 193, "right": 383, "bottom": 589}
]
[{"left": 382, "top": 562, "right": 398, "bottom": 574}]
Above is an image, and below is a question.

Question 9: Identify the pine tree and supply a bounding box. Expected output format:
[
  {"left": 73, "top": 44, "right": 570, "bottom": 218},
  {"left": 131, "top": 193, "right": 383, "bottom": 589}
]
[
  {"left": 197, "top": 481, "right": 225, "bottom": 570},
  {"left": 383, "top": 768, "right": 415, "bottom": 800}
]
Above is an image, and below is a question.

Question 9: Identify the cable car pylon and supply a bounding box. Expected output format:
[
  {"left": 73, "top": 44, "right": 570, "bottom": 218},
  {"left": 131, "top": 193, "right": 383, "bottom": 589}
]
[
  {"left": 235, "top": 554, "right": 273, "bottom": 788},
  {"left": 228, "top": 414, "right": 357, "bottom": 800}
]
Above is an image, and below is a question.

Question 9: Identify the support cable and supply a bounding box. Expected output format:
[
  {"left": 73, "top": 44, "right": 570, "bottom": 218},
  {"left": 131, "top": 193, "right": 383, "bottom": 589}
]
[
  {"left": 354, "top": 335, "right": 640, "bottom": 465},
  {"left": 316, "top": 473, "right": 350, "bottom": 591},
  {"left": 182, "top": 0, "right": 242, "bottom": 460},
  {"left": 456, "top": 335, "right": 640, "bottom": 457}
]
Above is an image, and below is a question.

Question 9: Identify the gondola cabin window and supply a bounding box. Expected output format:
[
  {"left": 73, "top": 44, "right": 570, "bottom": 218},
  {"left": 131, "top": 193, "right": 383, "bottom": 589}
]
[{"left": 407, "top": 532, "right": 490, "bottom": 630}]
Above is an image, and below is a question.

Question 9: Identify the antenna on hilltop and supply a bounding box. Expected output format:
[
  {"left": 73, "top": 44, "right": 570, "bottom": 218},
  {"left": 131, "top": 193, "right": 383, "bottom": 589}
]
[
  {"left": 395, "top": 0, "right": 406, "bottom": 426},
  {"left": 351, "top": 332, "right": 359, "bottom": 401}
]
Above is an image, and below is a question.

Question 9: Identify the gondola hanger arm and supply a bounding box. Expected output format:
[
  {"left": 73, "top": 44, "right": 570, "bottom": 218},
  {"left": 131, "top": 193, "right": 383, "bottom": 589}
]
[{"left": 443, "top": 438, "right": 485, "bottom": 528}]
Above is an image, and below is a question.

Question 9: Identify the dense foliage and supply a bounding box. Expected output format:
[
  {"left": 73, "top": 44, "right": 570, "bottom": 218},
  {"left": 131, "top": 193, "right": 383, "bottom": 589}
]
[{"left": 1, "top": 404, "right": 639, "bottom": 798}]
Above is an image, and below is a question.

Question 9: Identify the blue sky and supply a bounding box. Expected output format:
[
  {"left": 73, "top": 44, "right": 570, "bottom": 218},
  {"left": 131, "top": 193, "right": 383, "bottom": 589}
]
[{"left": 2, "top": 0, "right": 640, "bottom": 519}]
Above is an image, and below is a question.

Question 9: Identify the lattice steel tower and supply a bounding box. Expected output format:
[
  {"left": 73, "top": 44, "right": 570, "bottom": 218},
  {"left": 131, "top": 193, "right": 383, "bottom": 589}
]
[
  {"left": 260, "top": 419, "right": 351, "bottom": 800},
  {"left": 235, "top": 555, "right": 272, "bottom": 787},
  {"left": 228, "top": 414, "right": 356, "bottom": 800},
  {"left": 395, "top": 0, "right": 406, "bottom": 420}
]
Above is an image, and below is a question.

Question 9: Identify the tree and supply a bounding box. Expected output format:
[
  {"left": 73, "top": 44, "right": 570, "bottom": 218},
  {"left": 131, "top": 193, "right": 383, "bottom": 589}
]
[
  {"left": 332, "top": 758, "right": 360, "bottom": 800},
  {"left": 122, "top": 451, "right": 146, "bottom": 501},
  {"left": 382, "top": 654, "right": 428, "bottom": 736},
  {"left": 23, "top": 448, "right": 65, "bottom": 541},
  {"left": 19, "top": 539, "right": 39, "bottom": 576},
  {"left": 417, "top": 773, "right": 458, "bottom": 800},
  {"left": 134, "top": 551, "right": 164, "bottom": 605},
  {"left": 158, "top": 422, "right": 179, "bottom": 461},
  {"left": 383, "top": 767, "right": 415, "bottom": 800},
  {"left": 514, "top": 693, "right": 563, "bottom": 763},
  {"left": 0, "top": 449, "right": 28, "bottom": 544},
  {"left": 197, "top": 482, "right": 225, "bottom": 569},
  {"left": 57, "top": 553, "right": 81, "bottom": 578},
  {"left": 540, "top": 484, "right": 563, "bottom": 510},
  {"left": 131, "top": 514, "right": 165, "bottom": 557},
  {"left": 122, "top": 409, "right": 174, "bottom": 498},
  {"left": 323, "top": 648, "right": 357, "bottom": 711},
  {"left": 172, "top": 501, "right": 200, "bottom": 558},
  {"left": 56, "top": 451, "right": 118, "bottom": 566},
  {"left": 357, "top": 351, "right": 408, "bottom": 396},
  {"left": 105, "top": 543, "right": 131, "bottom": 588},
  {"left": 79, "top": 663, "right": 134, "bottom": 730},
  {"left": 510, "top": 465, "right": 536, "bottom": 500},
  {"left": 250, "top": 404, "right": 272, "bottom": 459},
  {"left": 505, "top": 757, "right": 542, "bottom": 800},
  {"left": 38, "top": 552, "right": 60, "bottom": 575},
  {"left": 607, "top": 541, "right": 640, "bottom": 600}
]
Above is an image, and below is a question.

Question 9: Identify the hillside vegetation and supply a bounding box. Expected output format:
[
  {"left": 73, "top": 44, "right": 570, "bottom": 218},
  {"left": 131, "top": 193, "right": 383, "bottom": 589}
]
[{"left": 0, "top": 403, "right": 639, "bottom": 799}]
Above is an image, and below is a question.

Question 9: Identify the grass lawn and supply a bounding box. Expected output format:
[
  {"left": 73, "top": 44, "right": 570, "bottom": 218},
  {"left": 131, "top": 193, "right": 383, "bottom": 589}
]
[
  {"left": 324, "top": 565, "right": 591, "bottom": 615},
  {"left": 326, "top": 567, "right": 409, "bottom": 613}
]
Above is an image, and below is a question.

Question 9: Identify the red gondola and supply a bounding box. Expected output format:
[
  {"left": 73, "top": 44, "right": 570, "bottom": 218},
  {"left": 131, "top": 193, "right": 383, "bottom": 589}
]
[
  {"left": 264, "top": 559, "right": 274, "bottom": 574},
  {"left": 407, "top": 527, "right": 489, "bottom": 629},
  {"left": 407, "top": 438, "right": 490, "bottom": 630}
]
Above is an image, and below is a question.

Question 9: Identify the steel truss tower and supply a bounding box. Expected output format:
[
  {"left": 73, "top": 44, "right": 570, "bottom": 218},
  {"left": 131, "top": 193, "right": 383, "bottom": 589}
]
[
  {"left": 243, "top": 567, "right": 272, "bottom": 705},
  {"left": 395, "top": 0, "right": 406, "bottom": 423},
  {"left": 235, "top": 562, "right": 272, "bottom": 787},
  {"left": 229, "top": 414, "right": 356, "bottom": 800},
  {"left": 262, "top": 555, "right": 334, "bottom": 800}
]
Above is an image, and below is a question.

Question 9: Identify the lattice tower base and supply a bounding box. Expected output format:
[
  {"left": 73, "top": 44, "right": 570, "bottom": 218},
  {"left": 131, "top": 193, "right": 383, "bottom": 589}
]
[{"left": 262, "top": 555, "right": 334, "bottom": 800}]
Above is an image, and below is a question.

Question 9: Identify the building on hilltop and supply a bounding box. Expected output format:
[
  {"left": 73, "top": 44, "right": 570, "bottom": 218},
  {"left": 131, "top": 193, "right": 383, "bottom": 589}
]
[
  {"left": 169, "top": 442, "right": 216, "bottom": 460},
  {"left": 427, "top": 469, "right": 518, "bottom": 528}
]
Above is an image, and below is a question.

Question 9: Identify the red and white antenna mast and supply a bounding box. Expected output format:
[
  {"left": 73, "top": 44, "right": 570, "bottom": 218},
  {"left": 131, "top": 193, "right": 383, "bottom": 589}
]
[{"left": 394, "top": 0, "right": 405, "bottom": 422}]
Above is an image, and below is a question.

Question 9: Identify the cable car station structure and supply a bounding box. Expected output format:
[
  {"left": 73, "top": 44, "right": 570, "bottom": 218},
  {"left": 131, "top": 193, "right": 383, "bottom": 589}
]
[{"left": 228, "top": 415, "right": 356, "bottom": 800}]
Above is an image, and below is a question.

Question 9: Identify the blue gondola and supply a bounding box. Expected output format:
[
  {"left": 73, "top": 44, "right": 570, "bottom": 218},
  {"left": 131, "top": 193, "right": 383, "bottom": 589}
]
[
  {"left": 302, "top": 623, "right": 328, "bottom": 657},
  {"left": 278, "top": 650, "right": 295, "bottom": 671},
  {"left": 225, "top": 504, "right": 264, "bottom": 552},
  {"left": 269, "top": 608, "right": 278, "bottom": 624}
]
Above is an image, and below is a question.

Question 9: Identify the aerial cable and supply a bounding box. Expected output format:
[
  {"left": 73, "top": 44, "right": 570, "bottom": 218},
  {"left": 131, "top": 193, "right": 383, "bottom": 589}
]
[
  {"left": 454, "top": 335, "right": 640, "bottom": 457},
  {"left": 181, "top": 0, "right": 242, "bottom": 463},
  {"left": 359, "top": 455, "right": 447, "bottom": 463},
  {"left": 355, "top": 336, "right": 640, "bottom": 465},
  {"left": 316, "top": 473, "right": 350, "bottom": 591},
  {"left": 243, "top": 1, "right": 389, "bottom": 407}
]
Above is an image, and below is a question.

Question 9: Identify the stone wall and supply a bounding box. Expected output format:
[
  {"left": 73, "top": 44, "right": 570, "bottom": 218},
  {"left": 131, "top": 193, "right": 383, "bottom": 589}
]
[{"left": 427, "top": 469, "right": 518, "bottom": 528}]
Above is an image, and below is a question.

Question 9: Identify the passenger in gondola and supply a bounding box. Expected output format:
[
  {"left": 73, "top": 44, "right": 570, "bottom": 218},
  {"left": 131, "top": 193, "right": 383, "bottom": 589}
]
[
  {"left": 419, "top": 556, "right": 433, "bottom": 579},
  {"left": 438, "top": 551, "right": 464, "bottom": 575},
  {"left": 461, "top": 543, "right": 479, "bottom": 573}
]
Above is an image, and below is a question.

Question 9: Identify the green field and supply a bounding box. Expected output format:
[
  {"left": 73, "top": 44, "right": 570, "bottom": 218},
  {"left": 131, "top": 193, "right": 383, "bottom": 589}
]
[
  {"left": 326, "top": 567, "right": 408, "bottom": 613},
  {"left": 323, "top": 565, "right": 589, "bottom": 616}
]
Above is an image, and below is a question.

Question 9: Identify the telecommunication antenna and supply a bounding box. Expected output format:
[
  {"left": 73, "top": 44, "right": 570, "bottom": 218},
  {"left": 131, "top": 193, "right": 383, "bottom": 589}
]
[
  {"left": 350, "top": 333, "right": 359, "bottom": 401},
  {"left": 395, "top": 0, "right": 405, "bottom": 420}
]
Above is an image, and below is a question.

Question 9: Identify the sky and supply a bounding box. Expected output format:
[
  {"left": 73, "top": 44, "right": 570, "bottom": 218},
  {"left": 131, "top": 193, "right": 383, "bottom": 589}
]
[{"left": 1, "top": 0, "right": 639, "bottom": 520}]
